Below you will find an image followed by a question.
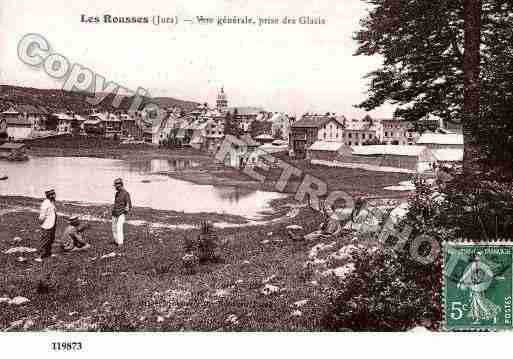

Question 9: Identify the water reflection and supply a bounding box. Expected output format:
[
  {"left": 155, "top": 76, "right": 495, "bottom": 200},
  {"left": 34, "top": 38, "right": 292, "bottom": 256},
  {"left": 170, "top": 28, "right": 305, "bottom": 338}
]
[
  {"left": 0, "top": 157, "right": 283, "bottom": 218},
  {"left": 125, "top": 159, "right": 200, "bottom": 174}
]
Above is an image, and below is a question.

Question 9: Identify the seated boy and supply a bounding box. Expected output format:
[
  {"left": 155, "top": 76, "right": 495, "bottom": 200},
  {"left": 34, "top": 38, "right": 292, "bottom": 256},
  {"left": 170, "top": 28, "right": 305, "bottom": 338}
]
[{"left": 54, "top": 216, "right": 91, "bottom": 253}]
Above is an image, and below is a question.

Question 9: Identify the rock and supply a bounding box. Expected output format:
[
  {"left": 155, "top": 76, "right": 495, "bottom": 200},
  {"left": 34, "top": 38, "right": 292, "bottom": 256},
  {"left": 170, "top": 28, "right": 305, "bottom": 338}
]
[
  {"left": 322, "top": 263, "right": 356, "bottom": 279},
  {"left": 235, "top": 279, "right": 244, "bottom": 284},
  {"left": 308, "top": 242, "right": 337, "bottom": 259},
  {"left": 23, "top": 319, "right": 35, "bottom": 329},
  {"left": 261, "top": 284, "right": 280, "bottom": 296},
  {"left": 8, "top": 319, "right": 25, "bottom": 329},
  {"left": 267, "top": 232, "right": 273, "bottom": 236},
  {"left": 329, "top": 245, "right": 361, "bottom": 261},
  {"left": 261, "top": 240, "right": 270, "bottom": 244},
  {"left": 409, "top": 326, "right": 430, "bottom": 333},
  {"left": 226, "top": 314, "right": 239, "bottom": 325},
  {"left": 4, "top": 247, "right": 37, "bottom": 255},
  {"left": 293, "top": 299, "right": 309, "bottom": 307},
  {"left": 262, "top": 275, "right": 276, "bottom": 284},
  {"left": 16, "top": 256, "right": 27, "bottom": 262},
  {"left": 0, "top": 297, "right": 11, "bottom": 304},
  {"left": 242, "top": 260, "right": 251, "bottom": 265},
  {"left": 13, "top": 237, "right": 23, "bottom": 243},
  {"left": 9, "top": 296, "right": 30, "bottom": 305},
  {"left": 156, "top": 316, "right": 164, "bottom": 323},
  {"left": 100, "top": 252, "right": 116, "bottom": 259},
  {"left": 291, "top": 310, "right": 302, "bottom": 317},
  {"left": 214, "top": 289, "right": 230, "bottom": 298},
  {"left": 286, "top": 225, "right": 303, "bottom": 230}
]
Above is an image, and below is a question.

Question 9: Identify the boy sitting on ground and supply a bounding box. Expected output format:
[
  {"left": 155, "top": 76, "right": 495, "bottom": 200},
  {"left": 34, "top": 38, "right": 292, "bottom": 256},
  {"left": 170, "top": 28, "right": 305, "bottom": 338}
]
[{"left": 54, "top": 216, "right": 91, "bottom": 253}]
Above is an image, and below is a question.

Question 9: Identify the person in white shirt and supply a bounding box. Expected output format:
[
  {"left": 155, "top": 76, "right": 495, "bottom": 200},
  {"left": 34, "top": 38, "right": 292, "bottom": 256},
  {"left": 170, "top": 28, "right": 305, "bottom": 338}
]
[
  {"left": 38, "top": 189, "right": 57, "bottom": 259},
  {"left": 36, "top": 189, "right": 57, "bottom": 293}
]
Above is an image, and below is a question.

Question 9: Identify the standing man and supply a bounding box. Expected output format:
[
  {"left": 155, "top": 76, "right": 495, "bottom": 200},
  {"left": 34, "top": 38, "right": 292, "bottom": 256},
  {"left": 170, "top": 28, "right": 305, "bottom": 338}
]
[
  {"left": 37, "top": 189, "right": 57, "bottom": 291},
  {"left": 112, "top": 178, "right": 132, "bottom": 247}
]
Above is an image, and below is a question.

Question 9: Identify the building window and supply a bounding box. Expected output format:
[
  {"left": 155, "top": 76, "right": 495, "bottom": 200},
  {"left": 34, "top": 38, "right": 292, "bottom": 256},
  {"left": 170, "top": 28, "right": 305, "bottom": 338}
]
[
  {"left": 323, "top": 133, "right": 326, "bottom": 139},
  {"left": 362, "top": 134, "right": 366, "bottom": 139},
  {"left": 385, "top": 132, "right": 388, "bottom": 137},
  {"left": 348, "top": 133, "right": 352, "bottom": 138},
  {"left": 348, "top": 141, "right": 352, "bottom": 145}
]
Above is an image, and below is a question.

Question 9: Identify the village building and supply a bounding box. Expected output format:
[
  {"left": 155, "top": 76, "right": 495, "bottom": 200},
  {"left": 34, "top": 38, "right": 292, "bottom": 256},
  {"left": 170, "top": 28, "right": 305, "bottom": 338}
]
[
  {"left": 84, "top": 113, "right": 122, "bottom": 138},
  {"left": 255, "top": 133, "right": 275, "bottom": 144},
  {"left": 222, "top": 133, "right": 260, "bottom": 168},
  {"left": 307, "top": 141, "right": 347, "bottom": 162},
  {"left": 334, "top": 145, "right": 436, "bottom": 173},
  {"left": 52, "top": 112, "right": 86, "bottom": 135},
  {"left": 0, "top": 142, "right": 27, "bottom": 160},
  {"left": 380, "top": 118, "right": 415, "bottom": 145},
  {"left": 204, "top": 117, "right": 225, "bottom": 153},
  {"left": 83, "top": 116, "right": 103, "bottom": 136},
  {"left": 416, "top": 132, "right": 464, "bottom": 150},
  {"left": 1, "top": 105, "right": 46, "bottom": 140},
  {"left": 268, "top": 113, "right": 291, "bottom": 141},
  {"left": 343, "top": 120, "right": 379, "bottom": 146},
  {"left": 248, "top": 140, "right": 290, "bottom": 166},
  {"left": 289, "top": 114, "right": 345, "bottom": 159},
  {"left": 120, "top": 113, "right": 142, "bottom": 139},
  {"left": 216, "top": 87, "right": 228, "bottom": 112}
]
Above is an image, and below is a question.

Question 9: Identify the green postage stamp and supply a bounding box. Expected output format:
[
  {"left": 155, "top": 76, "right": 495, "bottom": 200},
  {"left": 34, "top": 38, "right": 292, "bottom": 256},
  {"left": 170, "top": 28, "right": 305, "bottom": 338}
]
[{"left": 443, "top": 242, "right": 513, "bottom": 330}]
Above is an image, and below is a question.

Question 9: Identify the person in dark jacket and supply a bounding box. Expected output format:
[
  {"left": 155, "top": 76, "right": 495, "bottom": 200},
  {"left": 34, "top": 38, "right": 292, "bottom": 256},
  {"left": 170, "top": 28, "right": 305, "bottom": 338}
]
[{"left": 111, "top": 178, "right": 132, "bottom": 247}]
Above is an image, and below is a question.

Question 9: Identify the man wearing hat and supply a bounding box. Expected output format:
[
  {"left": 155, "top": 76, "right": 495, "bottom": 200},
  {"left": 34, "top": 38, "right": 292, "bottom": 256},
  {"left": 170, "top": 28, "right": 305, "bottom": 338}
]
[
  {"left": 36, "top": 189, "right": 57, "bottom": 291},
  {"left": 38, "top": 189, "right": 57, "bottom": 259},
  {"left": 54, "top": 216, "right": 90, "bottom": 253},
  {"left": 111, "top": 178, "right": 132, "bottom": 247}
]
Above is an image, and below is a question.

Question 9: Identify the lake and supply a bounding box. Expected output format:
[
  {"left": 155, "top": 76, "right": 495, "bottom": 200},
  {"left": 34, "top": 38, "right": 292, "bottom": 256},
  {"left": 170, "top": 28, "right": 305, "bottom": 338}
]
[{"left": 0, "top": 157, "right": 285, "bottom": 219}]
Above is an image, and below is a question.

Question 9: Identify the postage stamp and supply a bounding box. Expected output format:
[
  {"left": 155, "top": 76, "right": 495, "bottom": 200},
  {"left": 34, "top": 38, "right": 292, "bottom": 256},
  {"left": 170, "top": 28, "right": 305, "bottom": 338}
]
[{"left": 443, "top": 242, "right": 513, "bottom": 331}]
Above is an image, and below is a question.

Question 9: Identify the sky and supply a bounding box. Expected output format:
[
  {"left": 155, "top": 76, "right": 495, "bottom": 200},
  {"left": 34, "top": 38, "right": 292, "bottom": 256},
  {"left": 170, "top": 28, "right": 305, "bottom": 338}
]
[{"left": 0, "top": 0, "right": 395, "bottom": 118}]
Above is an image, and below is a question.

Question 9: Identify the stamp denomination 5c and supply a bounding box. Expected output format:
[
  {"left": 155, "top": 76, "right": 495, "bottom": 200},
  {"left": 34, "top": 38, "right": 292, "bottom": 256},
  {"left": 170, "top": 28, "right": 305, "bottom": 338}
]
[{"left": 444, "top": 242, "right": 513, "bottom": 331}]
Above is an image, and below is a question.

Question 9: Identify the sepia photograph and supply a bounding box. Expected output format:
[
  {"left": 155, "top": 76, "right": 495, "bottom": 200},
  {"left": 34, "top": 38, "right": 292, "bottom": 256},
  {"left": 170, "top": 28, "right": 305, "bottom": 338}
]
[{"left": 0, "top": 0, "right": 512, "bottom": 354}]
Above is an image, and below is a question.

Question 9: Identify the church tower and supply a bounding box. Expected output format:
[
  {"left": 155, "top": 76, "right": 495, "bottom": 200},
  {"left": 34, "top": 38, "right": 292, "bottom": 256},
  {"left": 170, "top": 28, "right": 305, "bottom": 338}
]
[{"left": 216, "top": 87, "right": 228, "bottom": 112}]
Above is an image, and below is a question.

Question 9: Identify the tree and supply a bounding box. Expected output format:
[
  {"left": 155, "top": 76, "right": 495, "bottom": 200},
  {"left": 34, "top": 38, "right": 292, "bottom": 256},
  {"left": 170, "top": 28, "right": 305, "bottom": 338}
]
[
  {"left": 249, "top": 120, "right": 270, "bottom": 138},
  {"left": 273, "top": 127, "right": 284, "bottom": 140},
  {"left": 223, "top": 111, "right": 242, "bottom": 138},
  {"left": 462, "top": 0, "right": 482, "bottom": 174},
  {"left": 355, "top": 0, "right": 513, "bottom": 175}
]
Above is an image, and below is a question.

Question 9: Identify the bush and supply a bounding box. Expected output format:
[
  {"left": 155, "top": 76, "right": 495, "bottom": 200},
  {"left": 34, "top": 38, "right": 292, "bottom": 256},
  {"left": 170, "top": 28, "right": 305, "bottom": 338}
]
[
  {"left": 323, "top": 245, "right": 441, "bottom": 331},
  {"left": 181, "top": 221, "right": 221, "bottom": 273},
  {"left": 323, "top": 173, "right": 513, "bottom": 331}
]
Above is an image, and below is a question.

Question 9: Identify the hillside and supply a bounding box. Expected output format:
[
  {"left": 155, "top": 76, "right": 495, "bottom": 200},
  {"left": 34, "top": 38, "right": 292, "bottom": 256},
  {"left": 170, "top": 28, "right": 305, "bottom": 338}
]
[{"left": 0, "top": 85, "right": 199, "bottom": 114}]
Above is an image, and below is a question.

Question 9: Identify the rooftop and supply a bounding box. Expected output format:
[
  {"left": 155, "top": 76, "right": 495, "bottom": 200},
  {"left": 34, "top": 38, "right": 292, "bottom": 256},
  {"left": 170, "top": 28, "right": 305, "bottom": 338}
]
[
  {"left": 0, "top": 143, "right": 26, "bottom": 150},
  {"left": 292, "top": 115, "right": 343, "bottom": 129},
  {"left": 417, "top": 133, "right": 463, "bottom": 145},
  {"left": 432, "top": 148, "right": 463, "bottom": 162},
  {"left": 308, "top": 141, "right": 345, "bottom": 152},
  {"left": 352, "top": 145, "right": 427, "bottom": 157}
]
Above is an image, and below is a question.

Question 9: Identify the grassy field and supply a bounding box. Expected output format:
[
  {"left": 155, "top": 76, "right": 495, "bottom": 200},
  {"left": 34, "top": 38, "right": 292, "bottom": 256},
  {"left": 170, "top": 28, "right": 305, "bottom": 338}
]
[
  {"left": 0, "top": 137, "right": 413, "bottom": 330},
  {"left": 0, "top": 196, "right": 341, "bottom": 331}
]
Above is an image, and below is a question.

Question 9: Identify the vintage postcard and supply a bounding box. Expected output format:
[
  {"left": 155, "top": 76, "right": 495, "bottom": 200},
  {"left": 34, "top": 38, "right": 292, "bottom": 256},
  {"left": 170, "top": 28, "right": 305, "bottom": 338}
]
[{"left": 1, "top": 0, "right": 512, "bottom": 355}]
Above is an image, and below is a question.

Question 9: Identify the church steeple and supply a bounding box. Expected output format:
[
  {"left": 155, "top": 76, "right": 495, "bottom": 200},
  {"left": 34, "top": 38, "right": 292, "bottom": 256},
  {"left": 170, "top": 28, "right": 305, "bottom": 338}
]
[{"left": 216, "top": 87, "right": 228, "bottom": 111}]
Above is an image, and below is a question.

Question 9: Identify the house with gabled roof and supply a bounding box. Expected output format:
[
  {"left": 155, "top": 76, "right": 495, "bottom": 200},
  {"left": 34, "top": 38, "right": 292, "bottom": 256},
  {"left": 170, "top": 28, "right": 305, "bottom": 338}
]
[
  {"left": 289, "top": 114, "right": 345, "bottom": 159},
  {"left": 1, "top": 105, "right": 45, "bottom": 140}
]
